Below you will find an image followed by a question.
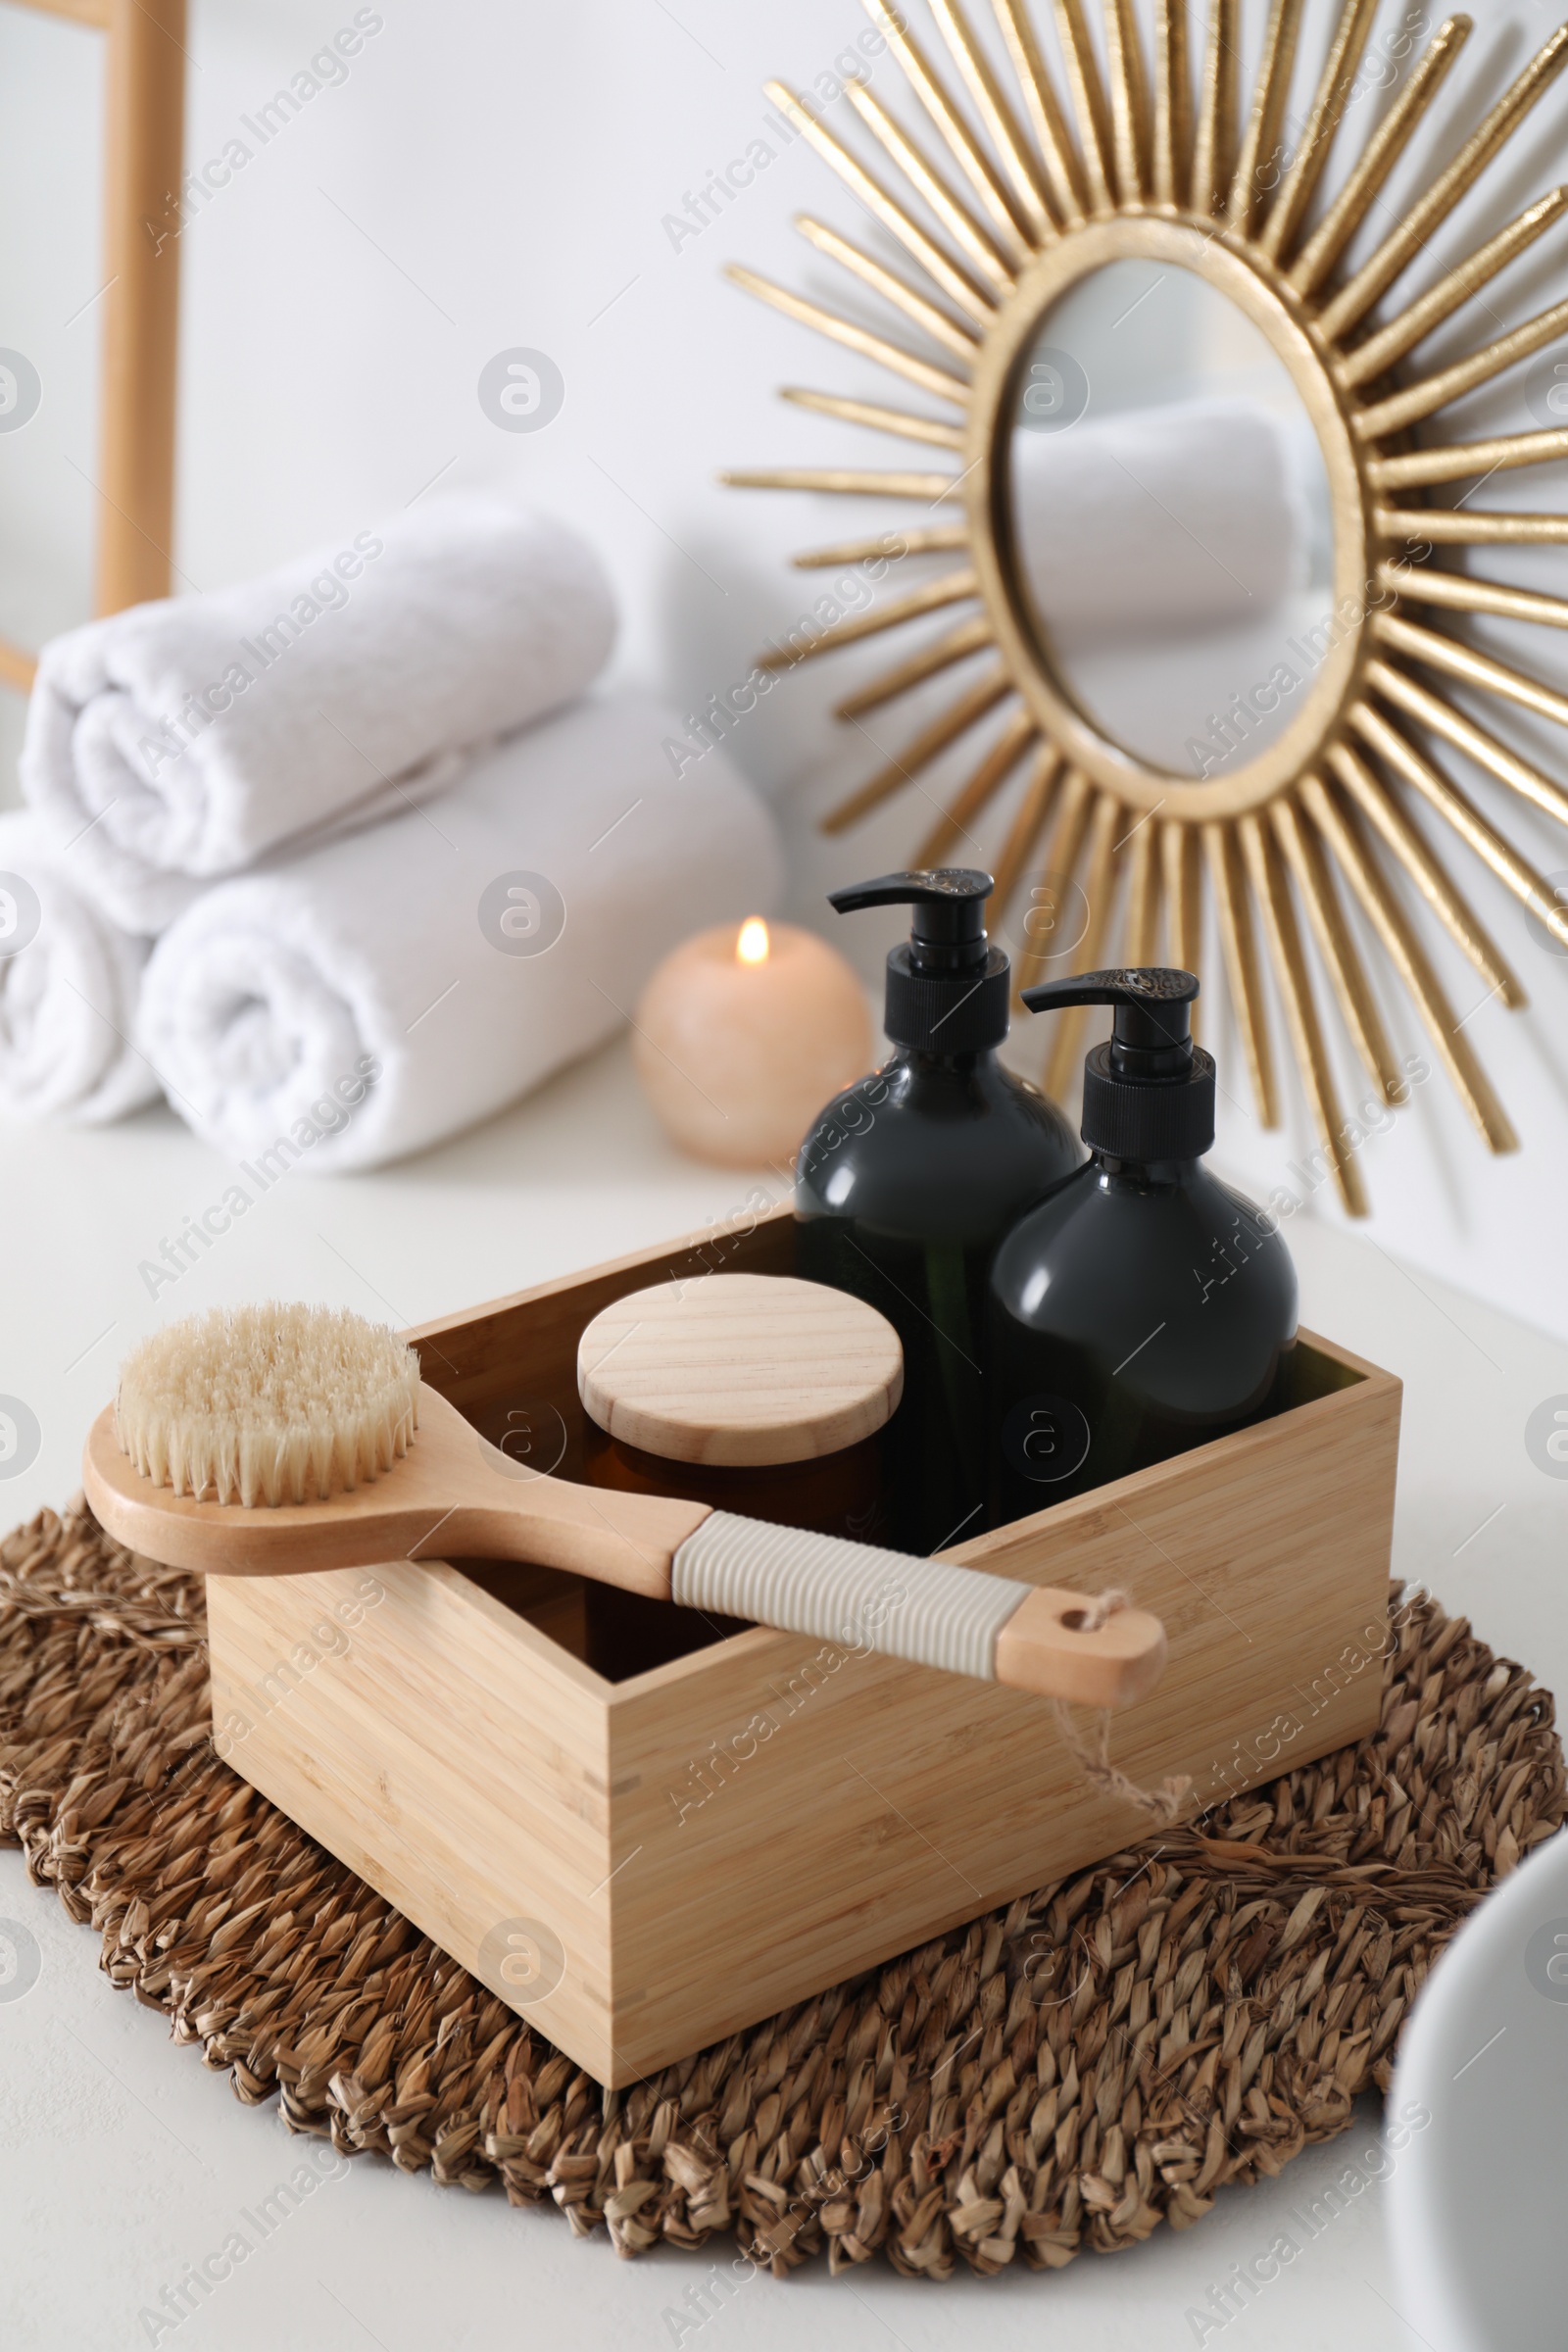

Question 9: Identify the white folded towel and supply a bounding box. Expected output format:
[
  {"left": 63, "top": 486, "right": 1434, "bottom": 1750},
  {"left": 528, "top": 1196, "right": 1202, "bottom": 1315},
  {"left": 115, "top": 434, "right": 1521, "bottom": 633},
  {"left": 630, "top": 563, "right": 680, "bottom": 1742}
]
[
  {"left": 22, "top": 495, "right": 616, "bottom": 934},
  {"left": 136, "top": 694, "right": 783, "bottom": 1173},
  {"left": 1010, "top": 396, "right": 1309, "bottom": 645},
  {"left": 0, "top": 811, "right": 161, "bottom": 1125}
]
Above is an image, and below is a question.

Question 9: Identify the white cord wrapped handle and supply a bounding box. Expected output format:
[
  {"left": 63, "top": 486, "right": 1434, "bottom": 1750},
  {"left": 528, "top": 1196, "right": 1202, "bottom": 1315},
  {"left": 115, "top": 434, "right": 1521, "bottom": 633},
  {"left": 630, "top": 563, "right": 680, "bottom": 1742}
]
[
  {"left": 671, "top": 1514, "right": 1167, "bottom": 1707},
  {"left": 672, "top": 1511, "right": 1027, "bottom": 1680}
]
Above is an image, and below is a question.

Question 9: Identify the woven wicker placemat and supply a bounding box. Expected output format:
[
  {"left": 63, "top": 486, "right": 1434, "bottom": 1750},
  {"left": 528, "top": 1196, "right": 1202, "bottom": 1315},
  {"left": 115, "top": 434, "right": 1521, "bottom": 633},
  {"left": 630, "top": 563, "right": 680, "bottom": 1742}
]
[{"left": 2, "top": 1499, "right": 1563, "bottom": 2280}]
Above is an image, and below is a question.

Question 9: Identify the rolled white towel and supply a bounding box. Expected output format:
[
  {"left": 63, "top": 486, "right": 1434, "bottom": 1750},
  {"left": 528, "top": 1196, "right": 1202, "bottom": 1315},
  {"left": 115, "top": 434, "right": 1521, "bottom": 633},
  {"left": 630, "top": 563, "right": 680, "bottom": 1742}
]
[
  {"left": 1010, "top": 396, "right": 1307, "bottom": 645},
  {"left": 22, "top": 495, "right": 616, "bottom": 934},
  {"left": 0, "top": 810, "right": 161, "bottom": 1125},
  {"left": 136, "top": 694, "right": 783, "bottom": 1173}
]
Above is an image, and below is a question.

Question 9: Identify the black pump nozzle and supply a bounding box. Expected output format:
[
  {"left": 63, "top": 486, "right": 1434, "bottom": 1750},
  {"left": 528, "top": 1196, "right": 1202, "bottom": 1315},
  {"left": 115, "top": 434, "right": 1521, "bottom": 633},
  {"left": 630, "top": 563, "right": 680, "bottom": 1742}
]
[
  {"left": 829, "top": 868, "right": 1010, "bottom": 1054},
  {"left": 1021, "top": 967, "right": 1215, "bottom": 1162},
  {"left": 828, "top": 869, "right": 992, "bottom": 972},
  {"left": 1023, "top": 967, "right": 1198, "bottom": 1075}
]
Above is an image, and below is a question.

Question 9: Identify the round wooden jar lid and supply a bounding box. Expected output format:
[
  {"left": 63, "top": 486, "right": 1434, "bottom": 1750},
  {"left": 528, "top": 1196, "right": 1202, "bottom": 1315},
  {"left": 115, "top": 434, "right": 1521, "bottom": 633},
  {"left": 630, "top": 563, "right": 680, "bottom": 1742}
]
[{"left": 576, "top": 1273, "right": 903, "bottom": 1467}]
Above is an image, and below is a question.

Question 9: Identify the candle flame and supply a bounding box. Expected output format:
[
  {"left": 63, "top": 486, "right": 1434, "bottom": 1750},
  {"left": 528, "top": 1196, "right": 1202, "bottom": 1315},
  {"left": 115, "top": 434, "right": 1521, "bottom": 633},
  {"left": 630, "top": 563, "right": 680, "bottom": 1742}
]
[{"left": 736, "top": 917, "right": 770, "bottom": 965}]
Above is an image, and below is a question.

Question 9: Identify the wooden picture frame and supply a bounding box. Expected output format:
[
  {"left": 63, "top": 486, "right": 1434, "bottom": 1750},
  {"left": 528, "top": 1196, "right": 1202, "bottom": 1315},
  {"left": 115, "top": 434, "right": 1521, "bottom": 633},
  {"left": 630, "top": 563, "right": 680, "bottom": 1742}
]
[{"left": 0, "top": 0, "right": 183, "bottom": 694}]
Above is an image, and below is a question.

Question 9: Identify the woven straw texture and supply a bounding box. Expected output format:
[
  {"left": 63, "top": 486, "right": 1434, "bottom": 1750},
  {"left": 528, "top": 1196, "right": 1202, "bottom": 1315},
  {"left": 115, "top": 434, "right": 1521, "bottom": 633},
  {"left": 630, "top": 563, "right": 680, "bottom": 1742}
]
[{"left": 2, "top": 1498, "right": 1563, "bottom": 2279}]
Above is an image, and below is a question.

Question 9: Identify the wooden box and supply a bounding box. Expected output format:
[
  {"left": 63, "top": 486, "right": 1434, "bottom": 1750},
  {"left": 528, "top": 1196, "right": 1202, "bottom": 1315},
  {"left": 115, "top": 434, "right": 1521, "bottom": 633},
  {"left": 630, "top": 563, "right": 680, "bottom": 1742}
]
[{"left": 206, "top": 1205, "right": 1400, "bottom": 2087}]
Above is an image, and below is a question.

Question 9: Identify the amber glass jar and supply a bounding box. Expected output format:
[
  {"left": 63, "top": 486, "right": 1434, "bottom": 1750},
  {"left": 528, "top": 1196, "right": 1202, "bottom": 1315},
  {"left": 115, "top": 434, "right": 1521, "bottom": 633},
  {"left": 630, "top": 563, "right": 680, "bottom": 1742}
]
[{"left": 576, "top": 1273, "right": 902, "bottom": 1679}]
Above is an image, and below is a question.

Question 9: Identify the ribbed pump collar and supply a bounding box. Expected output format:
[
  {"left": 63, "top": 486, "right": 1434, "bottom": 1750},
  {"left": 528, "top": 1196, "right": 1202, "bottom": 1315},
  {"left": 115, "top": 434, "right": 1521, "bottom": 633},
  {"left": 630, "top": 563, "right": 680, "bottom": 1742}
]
[
  {"left": 1022, "top": 967, "right": 1216, "bottom": 1160},
  {"left": 828, "top": 868, "right": 1011, "bottom": 1056}
]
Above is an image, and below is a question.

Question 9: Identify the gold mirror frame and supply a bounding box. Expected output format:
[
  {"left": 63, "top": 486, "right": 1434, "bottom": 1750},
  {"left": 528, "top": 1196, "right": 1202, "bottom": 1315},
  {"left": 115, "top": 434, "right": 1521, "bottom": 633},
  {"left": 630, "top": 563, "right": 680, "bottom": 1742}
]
[
  {"left": 966, "top": 216, "right": 1366, "bottom": 817},
  {"left": 725, "top": 0, "right": 1568, "bottom": 1214}
]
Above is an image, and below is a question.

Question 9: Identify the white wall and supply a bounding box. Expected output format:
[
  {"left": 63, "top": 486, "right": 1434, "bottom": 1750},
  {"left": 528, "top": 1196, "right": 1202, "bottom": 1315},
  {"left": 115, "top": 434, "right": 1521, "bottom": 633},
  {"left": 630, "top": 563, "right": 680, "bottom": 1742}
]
[{"left": 3, "top": 0, "right": 1568, "bottom": 1335}]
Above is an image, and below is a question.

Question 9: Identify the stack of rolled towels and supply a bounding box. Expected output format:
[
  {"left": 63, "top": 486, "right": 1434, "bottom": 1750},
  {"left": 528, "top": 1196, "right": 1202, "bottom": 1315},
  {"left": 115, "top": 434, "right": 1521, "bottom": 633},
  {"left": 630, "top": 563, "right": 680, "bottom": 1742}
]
[{"left": 0, "top": 495, "right": 780, "bottom": 1169}]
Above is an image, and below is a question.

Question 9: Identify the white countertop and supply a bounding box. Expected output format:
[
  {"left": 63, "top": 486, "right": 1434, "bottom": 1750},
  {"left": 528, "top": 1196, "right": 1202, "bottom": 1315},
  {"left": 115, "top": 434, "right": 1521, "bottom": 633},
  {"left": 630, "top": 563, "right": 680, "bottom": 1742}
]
[{"left": 3, "top": 1036, "right": 1565, "bottom": 2351}]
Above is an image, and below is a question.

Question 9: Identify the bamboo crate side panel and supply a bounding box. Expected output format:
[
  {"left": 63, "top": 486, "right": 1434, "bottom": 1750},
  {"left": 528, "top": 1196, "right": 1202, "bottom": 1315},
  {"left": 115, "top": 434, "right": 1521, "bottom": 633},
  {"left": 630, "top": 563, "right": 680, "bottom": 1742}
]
[
  {"left": 598, "top": 1364, "right": 1399, "bottom": 2067},
  {"left": 604, "top": 1645, "right": 1132, "bottom": 2073},
  {"left": 207, "top": 1561, "right": 622, "bottom": 2075}
]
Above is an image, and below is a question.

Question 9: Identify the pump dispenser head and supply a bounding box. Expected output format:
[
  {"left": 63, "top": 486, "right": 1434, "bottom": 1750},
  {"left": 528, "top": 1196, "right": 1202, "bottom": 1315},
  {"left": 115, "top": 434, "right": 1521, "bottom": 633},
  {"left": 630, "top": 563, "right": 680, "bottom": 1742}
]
[
  {"left": 829, "top": 868, "right": 1010, "bottom": 1054},
  {"left": 1021, "top": 968, "right": 1216, "bottom": 1161}
]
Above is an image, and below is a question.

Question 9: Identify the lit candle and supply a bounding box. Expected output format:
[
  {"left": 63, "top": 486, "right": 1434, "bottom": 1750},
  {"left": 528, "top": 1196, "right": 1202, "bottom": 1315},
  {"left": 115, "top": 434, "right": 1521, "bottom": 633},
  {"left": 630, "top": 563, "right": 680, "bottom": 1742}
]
[{"left": 633, "top": 917, "right": 872, "bottom": 1168}]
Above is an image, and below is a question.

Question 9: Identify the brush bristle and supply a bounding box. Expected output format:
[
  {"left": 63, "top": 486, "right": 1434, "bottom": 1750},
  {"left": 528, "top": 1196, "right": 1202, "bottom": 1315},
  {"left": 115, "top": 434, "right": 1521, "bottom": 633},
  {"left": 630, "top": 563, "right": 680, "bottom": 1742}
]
[{"left": 116, "top": 1303, "right": 422, "bottom": 1508}]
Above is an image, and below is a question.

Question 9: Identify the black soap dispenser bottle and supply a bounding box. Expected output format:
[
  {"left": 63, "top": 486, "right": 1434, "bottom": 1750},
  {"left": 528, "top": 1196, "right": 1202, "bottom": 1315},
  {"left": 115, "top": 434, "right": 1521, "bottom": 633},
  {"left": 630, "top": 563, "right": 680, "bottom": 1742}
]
[
  {"left": 795, "top": 868, "right": 1080, "bottom": 1556},
  {"left": 988, "top": 968, "right": 1298, "bottom": 1523}
]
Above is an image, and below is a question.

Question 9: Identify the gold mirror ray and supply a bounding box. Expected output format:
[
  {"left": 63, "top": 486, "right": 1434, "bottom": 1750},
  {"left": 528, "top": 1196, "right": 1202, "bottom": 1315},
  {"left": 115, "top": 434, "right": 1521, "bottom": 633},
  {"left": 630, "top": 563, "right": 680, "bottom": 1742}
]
[{"left": 724, "top": 0, "right": 1568, "bottom": 1211}]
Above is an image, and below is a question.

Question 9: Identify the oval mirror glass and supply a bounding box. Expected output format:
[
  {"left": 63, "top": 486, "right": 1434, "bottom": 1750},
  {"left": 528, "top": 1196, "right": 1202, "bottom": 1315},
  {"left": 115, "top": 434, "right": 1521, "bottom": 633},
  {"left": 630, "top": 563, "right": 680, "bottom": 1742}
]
[{"left": 1004, "top": 258, "right": 1337, "bottom": 780}]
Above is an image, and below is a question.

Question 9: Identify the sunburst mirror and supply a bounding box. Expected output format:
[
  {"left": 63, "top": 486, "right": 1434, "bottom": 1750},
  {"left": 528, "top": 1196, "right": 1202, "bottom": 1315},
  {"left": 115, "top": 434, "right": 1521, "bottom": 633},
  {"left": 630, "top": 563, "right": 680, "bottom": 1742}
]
[{"left": 724, "top": 0, "right": 1568, "bottom": 1212}]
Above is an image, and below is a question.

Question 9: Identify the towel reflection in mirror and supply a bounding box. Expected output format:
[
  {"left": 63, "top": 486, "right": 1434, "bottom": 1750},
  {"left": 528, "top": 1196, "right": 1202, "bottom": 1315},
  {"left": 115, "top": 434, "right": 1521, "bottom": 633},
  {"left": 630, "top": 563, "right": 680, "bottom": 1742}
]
[{"left": 1005, "top": 260, "right": 1338, "bottom": 779}]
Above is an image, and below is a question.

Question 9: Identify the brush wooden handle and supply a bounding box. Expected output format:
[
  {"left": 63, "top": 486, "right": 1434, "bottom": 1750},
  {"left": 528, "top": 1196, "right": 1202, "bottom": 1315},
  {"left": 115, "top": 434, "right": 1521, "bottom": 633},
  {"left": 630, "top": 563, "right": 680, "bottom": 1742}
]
[
  {"left": 82, "top": 1389, "right": 1165, "bottom": 1708},
  {"left": 83, "top": 1389, "right": 703, "bottom": 1594}
]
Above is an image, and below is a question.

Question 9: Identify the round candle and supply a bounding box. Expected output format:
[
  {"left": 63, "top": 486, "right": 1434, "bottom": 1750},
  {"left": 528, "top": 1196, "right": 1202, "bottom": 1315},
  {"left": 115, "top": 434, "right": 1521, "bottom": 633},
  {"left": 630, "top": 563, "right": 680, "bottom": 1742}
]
[{"left": 633, "top": 917, "right": 871, "bottom": 1168}]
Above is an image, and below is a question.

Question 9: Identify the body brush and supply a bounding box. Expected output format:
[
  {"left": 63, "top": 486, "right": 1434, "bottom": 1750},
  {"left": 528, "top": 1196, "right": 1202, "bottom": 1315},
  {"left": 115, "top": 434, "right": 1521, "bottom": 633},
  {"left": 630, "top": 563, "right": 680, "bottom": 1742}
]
[{"left": 85, "top": 1303, "right": 1165, "bottom": 1708}]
